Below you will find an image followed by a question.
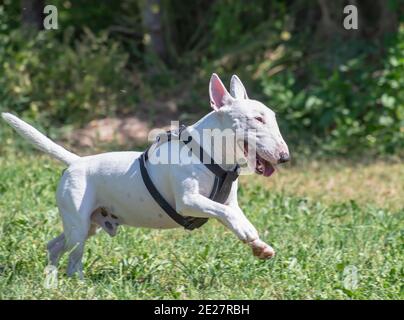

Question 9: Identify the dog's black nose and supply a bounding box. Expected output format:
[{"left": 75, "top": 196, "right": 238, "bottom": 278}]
[{"left": 278, "top": 152, "right": 290, "bottom": 164}]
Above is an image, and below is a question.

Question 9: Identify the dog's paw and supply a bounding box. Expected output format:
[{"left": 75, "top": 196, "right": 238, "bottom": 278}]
[{"left": 248, "top": 239, "right": 275, "bottom": 259}]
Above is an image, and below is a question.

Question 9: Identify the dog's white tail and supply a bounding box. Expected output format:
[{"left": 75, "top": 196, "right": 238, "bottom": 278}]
[{"left": 2, "top": 113, "right": 80, "bottom": 165}]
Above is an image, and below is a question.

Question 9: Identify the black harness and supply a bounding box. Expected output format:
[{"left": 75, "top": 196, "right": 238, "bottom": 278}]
[{"left": 139, "top": 125, "right": 240, "bottom": 230}]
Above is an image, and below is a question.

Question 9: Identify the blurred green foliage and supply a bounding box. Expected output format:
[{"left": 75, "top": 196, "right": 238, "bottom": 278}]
[
  {"left": 260, "top": 30, "right": 404, "bottom": 155},
  {"left": 0, "top": 0, "right": 403, "bottom": 156},
  {"left": 0, "top": 29, "right": 134, "bottom": 126}
]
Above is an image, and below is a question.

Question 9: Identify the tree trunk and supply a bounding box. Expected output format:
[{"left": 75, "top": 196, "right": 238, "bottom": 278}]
[
  {"left": 21, "top": 0, "right": 44, "bottom": 30},
  {"left": 141, "top": 0, "right": 168, "bottom": 63},
  {"left": 316, "top": 0, "right": 343, "bottom": 39}
]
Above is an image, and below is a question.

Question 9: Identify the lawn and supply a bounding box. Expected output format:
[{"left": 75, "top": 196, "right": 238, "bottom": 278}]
[{"left": 0, "top": 152, "right": 402, "bottom": 299}]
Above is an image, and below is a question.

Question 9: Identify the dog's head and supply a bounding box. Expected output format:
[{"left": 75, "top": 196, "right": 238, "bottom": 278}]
[{"left": 209, "top": 73, "right": 289, "bottom": 176}]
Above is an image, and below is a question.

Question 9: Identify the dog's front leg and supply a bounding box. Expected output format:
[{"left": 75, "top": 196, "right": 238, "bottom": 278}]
[
  {"left": 226, "top": 183, "right": 275, "bottom": 259},
  {"left": 176, "top": 193, "right": 274, "bottom": 259},
  {"left": 231, "top": 206, "right": 275, "bottom": 259}
]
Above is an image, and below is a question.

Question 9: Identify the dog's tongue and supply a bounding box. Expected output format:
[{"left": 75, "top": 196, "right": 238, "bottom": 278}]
[
  {"left": 256, "top": 154, "right": 275, "bottom": 177},
  {"left": 263, "top": 163, "right": 275, "bottom": 177}
]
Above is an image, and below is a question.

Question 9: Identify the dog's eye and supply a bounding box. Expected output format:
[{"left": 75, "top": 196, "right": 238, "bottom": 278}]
[{"left": 254, "top": 116, "right": 265, "bottom": 124}]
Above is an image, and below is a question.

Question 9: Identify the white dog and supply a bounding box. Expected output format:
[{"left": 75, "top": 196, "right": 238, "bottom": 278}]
[{"left": 2, "top": 74, "right": 289, "bottom": 278}]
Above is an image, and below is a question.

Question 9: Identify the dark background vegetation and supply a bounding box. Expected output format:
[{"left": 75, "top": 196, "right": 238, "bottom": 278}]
[{"left": 0, "top": 0, "right": 403, "bottom": 157}]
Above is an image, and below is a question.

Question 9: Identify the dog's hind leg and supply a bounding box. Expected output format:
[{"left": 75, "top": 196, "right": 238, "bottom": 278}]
[
  {"left": 47, "top": 233, "right": 66, "bottom": 266},
  {"left": 56, "top": 170, "right": 96, "bottom": 279},
  {"left": 62, "top": 209, "right": 93, "bottom": 279},
  {"left": 64, "top": 234, "right": 86, "bottom": 278},
  {"left": 47, "top": 224, "right": 98, "bottom": 268}
]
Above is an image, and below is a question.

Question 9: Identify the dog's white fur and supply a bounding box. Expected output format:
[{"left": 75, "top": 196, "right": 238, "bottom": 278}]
[{"left": 2, "top": 74, "right": 289, "bottom": 278}]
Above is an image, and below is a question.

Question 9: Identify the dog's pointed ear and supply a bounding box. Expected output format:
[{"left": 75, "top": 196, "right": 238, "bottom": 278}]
[
  {"left": 209, "top": 73, "right": 232, "bottom": 110},
  {"left": 230, "top": 75, "right": 248, "bottom": 100}
]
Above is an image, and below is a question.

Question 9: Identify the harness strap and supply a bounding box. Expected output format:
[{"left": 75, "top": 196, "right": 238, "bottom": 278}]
[
  {"left": 139, "top": 150, "right": 208, "bottom": 230},
  {"left": 139, "top": 125, "right": 239, "bottom": 231},
  {"left": 178, "top": 127, "right": 240, "bottom": 181}
]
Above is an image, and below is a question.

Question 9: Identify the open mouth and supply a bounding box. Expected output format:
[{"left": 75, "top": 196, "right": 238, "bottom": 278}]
[{"left": 243, "top": 141, "right": 275, "bottom": 177}]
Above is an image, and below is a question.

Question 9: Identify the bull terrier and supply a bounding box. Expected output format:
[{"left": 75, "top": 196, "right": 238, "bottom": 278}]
[{"left": 2, "top": 74, "right": 289, "bottom": 278}]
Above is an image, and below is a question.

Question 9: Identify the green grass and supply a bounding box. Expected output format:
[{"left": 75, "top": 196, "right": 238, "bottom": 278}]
[{"left": 0, "top": 153, "right": 403, "bottom": 299}]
